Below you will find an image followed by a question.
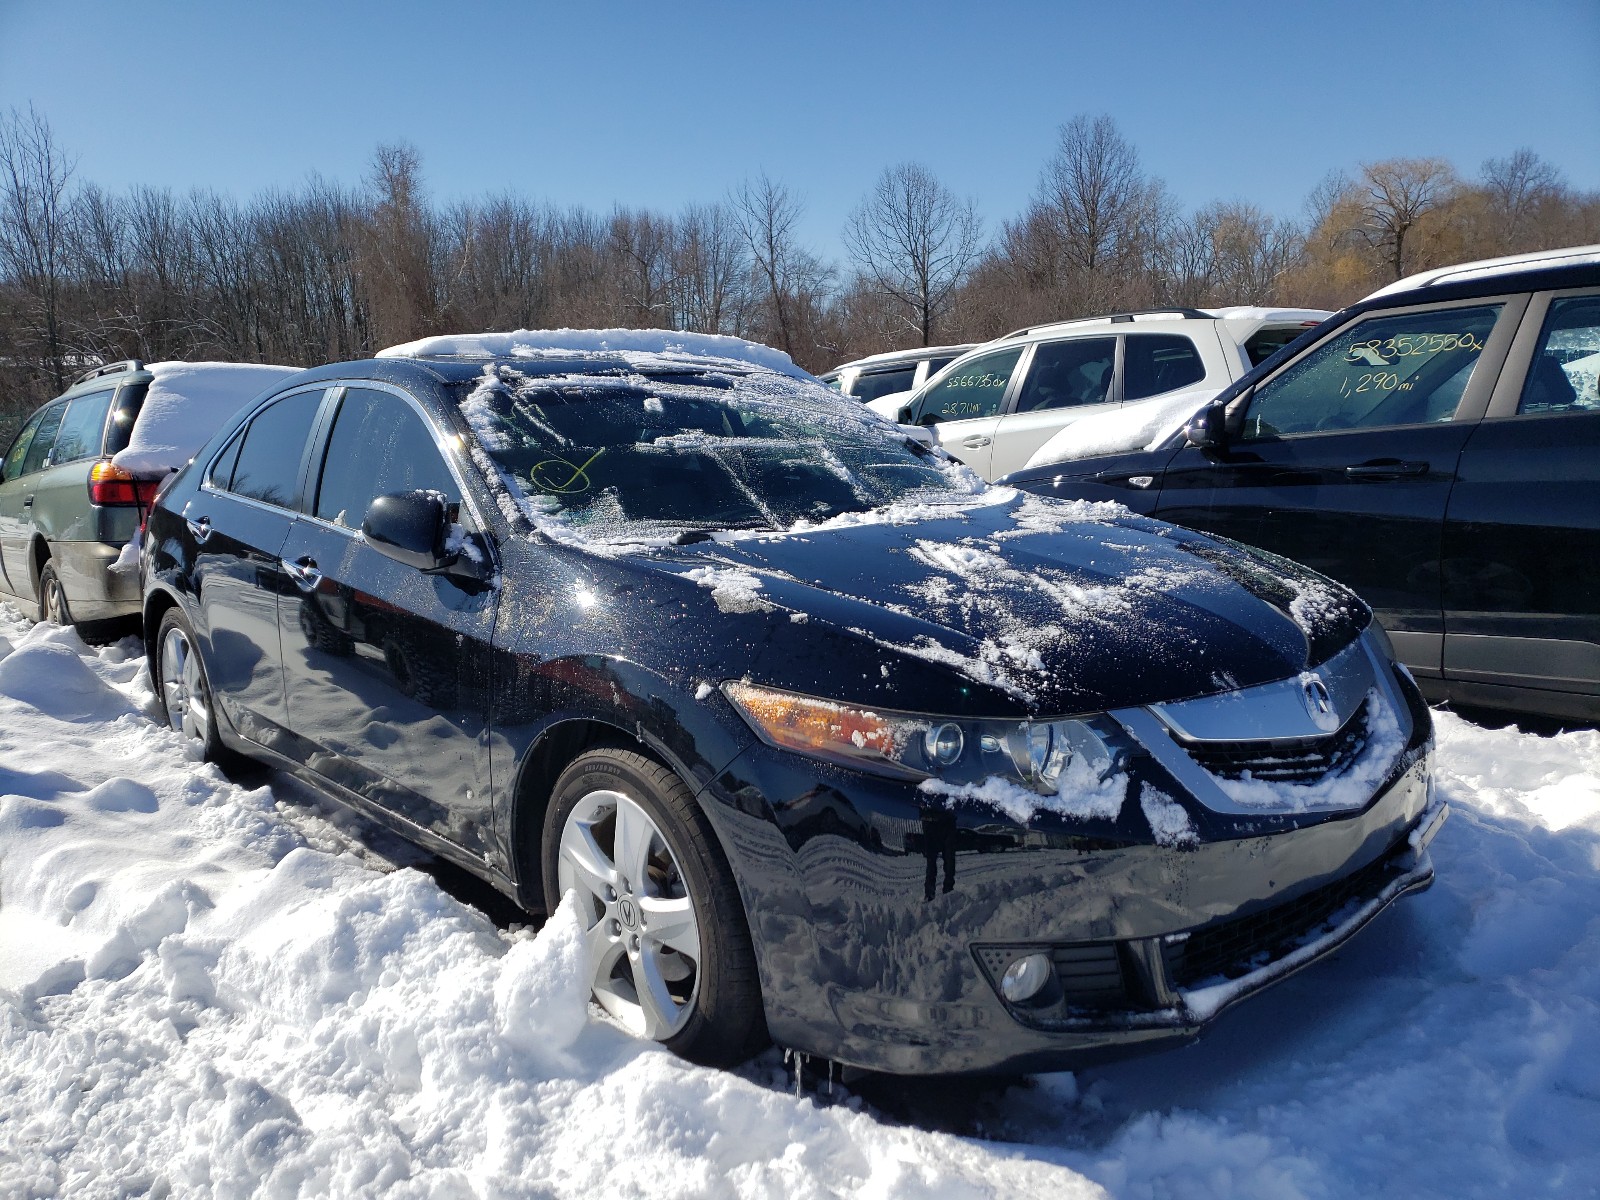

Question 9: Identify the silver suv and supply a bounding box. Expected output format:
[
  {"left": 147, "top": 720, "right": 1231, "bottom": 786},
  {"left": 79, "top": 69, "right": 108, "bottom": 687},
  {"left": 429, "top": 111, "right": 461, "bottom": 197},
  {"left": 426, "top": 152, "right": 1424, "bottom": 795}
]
[
  {"left": 874, "top": 307, "right": 1331, "bottom": 479},
  {"left": 0, "top": 359, "right": 292, "bottom": 639}
]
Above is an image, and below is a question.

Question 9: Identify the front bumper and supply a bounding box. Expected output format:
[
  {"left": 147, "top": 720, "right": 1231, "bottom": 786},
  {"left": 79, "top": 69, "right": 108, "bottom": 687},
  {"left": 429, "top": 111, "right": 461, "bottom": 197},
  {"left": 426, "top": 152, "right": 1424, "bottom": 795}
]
[{"left": 697, "top": 654, "right": 1439, "bottom": 1075}]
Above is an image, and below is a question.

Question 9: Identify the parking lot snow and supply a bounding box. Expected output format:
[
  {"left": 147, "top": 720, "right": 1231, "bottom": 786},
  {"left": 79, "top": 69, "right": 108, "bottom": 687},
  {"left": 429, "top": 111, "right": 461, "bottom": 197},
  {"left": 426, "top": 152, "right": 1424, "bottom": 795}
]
[{"left": 1, "top": 606, "right": 1596, "bottom": 1198}]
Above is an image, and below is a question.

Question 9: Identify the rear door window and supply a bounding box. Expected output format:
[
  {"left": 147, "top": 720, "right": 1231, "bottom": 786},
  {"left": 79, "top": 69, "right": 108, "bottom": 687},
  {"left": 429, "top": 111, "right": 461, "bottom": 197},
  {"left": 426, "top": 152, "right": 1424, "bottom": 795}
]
[
  {"left": 1242, "top": 304, "right": 1504, "bottom": 439},
  {"left": 850, "top": 367, "right": 917, "bottom": 403},
  {"left": 1013, "top": 338, "right": 1116, "bottom": 411},
  {"left": 915, "top": 347, "right": 1023, "bottom": 422},
  {"left": 49, "top": 390, "right": 114, "bottom": 465},
  {"left": 3, "top": 408, "right": 48, "bottom": 481},
  {"left": 226, "top": 390, "right": 325, "bottom": 508},
  {"left": 1124, "top": 334, "right": 1205, "bottom": 400},
  {"left": 313, "top": 389, "right": 459, "bottom": 528},
  {"left": 20, "top": 402, "right": 66, "bottom": 476},
  {"left": 1519, "top": 294, "right": 1600, "bottom": 414}
]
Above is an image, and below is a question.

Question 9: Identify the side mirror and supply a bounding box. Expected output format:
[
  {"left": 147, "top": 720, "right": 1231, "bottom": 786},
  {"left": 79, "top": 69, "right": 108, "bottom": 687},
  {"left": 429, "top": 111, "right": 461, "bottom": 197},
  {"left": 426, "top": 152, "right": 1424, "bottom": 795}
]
[
  {"left": 1185, "top": 402, "right": 1228, "bottom": 450},
  {"left": 363, "top": 491, "right": 453, "bottom": 572}
]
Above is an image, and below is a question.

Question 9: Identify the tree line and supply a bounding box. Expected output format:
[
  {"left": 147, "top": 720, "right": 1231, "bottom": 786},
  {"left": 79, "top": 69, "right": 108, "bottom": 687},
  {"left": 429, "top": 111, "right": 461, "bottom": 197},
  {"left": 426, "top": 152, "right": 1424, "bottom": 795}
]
[{"left": 2, "top": 104, "right": 1596, "bottom": 440}]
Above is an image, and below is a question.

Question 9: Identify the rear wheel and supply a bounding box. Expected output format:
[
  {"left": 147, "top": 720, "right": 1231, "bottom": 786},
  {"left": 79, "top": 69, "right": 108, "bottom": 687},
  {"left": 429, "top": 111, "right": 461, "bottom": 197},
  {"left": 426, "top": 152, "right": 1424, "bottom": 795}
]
[
  {"left": 154, "top": 609, "right": 229, "bottom": 763},
  {"left": 37, "top": 558, "right": 127, "bottom": 645},
  {"left": 542, "top": 747, "right": 767, "bottom": 1066}
]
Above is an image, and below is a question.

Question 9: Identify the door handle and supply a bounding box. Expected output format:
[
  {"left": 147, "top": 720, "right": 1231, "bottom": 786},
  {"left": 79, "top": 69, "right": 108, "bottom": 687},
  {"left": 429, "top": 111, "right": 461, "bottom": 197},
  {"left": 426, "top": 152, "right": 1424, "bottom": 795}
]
[
  {"left": 1345, "top": 460, "right": 1428, "bottom": 479},
  {"left": 21, "top": 497, "right": 32, "bottom": 508},
  {"left": 282, "top": 556, "right": 323, "bottom": 592},
  {"left": 960, "top": 435, "right": 992, "bottom": 448},
  {"left": 185, "top": 515, "right": 212, "bottom": 543}
]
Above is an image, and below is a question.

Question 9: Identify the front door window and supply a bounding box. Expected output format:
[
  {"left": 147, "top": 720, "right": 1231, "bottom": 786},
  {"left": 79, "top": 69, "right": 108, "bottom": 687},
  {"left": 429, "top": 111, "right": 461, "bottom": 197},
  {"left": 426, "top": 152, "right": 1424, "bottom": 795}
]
[{"left": 1242, "top": 304, "right": 1504, "bottom": 439}]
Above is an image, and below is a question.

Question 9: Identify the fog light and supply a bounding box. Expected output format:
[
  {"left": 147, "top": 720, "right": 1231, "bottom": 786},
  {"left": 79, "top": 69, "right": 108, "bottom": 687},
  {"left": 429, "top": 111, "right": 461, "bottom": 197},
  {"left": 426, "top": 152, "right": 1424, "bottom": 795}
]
[{"left": 1000, "top": 952, "right": 1052, "bottom": 1003}]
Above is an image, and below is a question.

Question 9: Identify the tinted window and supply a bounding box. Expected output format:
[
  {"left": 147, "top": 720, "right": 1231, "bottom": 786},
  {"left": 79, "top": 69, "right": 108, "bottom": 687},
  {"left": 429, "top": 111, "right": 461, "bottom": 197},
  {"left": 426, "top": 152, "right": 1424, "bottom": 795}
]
[
  {"left": 1124, "top": 334, "right": 1205, "bottom": 400},
  {"left": 915, "top": 347, "right": 1024, "bottom": 422},
  {"left": 228, "top": 390, "right": 324, "bottom": 508},
  {"left": 3, "top": 408, "right": 47, "bottom": 481},
  {"left": 850, "top": 367, "right": 917, "bottom": 403},
  {"left": 1242, "top": 304, "right": 1503, "bottom": 439},
  {"left": 1519, "top": 295, "right": 1600, "bottom": 415},
  {"left": 314, "top": 389, "right": 459, "bottom": 528},
  {"left": 50, "top": 390, "right": 114, "bottom": 465},
  {"left": 21, "top": 402, "right": 66, "bottom": 476},
  {"left": 1244, "top": 325, "right": 1313, "bottom": 367},
  {"left": 1015, "top": 338, "right": 1116, "bottom": 412}
]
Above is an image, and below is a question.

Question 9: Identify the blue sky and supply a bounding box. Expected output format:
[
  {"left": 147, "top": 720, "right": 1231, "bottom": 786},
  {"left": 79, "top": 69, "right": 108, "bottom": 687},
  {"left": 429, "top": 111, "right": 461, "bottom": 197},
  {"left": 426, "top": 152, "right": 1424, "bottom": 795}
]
[{"left": 2, "top": 0, "right": 1597, "bottom": 260}]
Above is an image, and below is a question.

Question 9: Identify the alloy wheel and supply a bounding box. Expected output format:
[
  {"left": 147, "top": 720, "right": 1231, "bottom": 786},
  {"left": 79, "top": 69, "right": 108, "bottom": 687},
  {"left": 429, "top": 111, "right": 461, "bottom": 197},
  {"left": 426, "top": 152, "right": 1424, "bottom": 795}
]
[
  {"left": 159, "top": 624, "right": 211, "bottom": 746},
  {"left": 557, "top": 788, "right": 702, "bottom": 1039}
]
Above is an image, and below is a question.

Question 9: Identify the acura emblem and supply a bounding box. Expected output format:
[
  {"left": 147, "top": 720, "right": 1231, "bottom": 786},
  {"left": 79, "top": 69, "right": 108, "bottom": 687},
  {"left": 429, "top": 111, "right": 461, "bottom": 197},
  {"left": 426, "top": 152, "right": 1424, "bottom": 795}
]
[{"left": 1301, "top": 674, "right": 1338, "bottom": 730}]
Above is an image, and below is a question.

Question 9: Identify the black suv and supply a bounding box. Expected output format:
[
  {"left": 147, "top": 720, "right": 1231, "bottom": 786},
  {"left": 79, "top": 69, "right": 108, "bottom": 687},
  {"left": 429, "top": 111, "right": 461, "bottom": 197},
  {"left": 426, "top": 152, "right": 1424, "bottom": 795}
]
[
  {"left": 1001, "top": 253, "right": 1600, "bottom": 723},
  {"left": 141, "top": 338, "right": 1440, "bottom": 1075}
]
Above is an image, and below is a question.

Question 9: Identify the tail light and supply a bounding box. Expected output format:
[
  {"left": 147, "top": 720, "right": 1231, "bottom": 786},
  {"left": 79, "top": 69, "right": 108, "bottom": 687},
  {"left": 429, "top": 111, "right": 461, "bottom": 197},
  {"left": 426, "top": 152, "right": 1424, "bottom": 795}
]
[{"left": 89, "top": 460, "right": 163, "bottom": 509}]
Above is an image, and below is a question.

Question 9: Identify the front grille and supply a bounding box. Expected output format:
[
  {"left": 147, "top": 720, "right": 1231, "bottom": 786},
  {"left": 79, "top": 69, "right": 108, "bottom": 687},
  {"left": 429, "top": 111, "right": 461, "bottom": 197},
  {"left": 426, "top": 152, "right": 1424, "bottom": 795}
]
[
  {"left": 1182, "top": 699, "right": 1369, "bottom": 783},
  {"left": 1163, "top": 848, "right": 1399, "bottom": 989}
]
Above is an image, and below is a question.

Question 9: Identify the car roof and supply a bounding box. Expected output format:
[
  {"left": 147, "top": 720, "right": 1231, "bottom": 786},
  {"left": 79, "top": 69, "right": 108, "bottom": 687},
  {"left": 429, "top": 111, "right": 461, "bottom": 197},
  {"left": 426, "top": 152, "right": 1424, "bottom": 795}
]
[
  {"left": 822, "top": 344, "right": 977, "bottom": 377},
  {"left": 1363, "top": 244, "right": 1600, "bottom": 300},
  {"left": 998, "top": 306, "right": 1332, "bottom": 343},
  {"left": 1354, "top": 257, "right": 1600, "bottom": 314}
]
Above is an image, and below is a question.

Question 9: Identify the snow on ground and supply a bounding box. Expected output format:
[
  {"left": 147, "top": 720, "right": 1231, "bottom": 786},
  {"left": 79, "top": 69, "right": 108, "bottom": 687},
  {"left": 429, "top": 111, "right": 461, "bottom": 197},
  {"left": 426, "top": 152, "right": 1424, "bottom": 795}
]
[{"left": 1, "top": 603, "right": 1597, "bottom": 1198}]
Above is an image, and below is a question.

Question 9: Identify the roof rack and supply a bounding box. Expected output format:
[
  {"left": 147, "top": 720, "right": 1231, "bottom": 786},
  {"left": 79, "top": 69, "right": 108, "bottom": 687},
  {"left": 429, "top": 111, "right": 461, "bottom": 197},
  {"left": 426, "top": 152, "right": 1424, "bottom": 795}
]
[
  {"left": 71, "top": 359, "right": 145, "bottom": 387},
  {"left": 1001, "top": 309, "right": 1214, "bottom": 340}
]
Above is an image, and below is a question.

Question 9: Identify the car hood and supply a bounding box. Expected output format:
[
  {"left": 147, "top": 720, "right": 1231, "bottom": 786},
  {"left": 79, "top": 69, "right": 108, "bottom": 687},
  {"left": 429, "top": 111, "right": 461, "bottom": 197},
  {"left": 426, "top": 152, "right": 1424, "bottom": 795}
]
[{"left": 625, "top": 492, "right": 1369, "bottom": 717}]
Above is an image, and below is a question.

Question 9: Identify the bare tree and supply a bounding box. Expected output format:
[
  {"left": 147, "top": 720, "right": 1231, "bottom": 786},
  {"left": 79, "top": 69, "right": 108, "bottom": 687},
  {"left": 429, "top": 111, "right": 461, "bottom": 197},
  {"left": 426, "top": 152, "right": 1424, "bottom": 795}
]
[
  {"left": 1356, "top": 157, "right": 1458, "bottom": 280},
  {"left": 731, "top": 174, "right": 818, "bottom": 356},
  {"left": 1481, "top": 149, "right": 1563, "bottom": 249},
  {"left": 672, "top": 202, "right": 749, "bottom": 334},
  {"left": 0, "top": 105, "right": 76, "bottom": 392},
  {"left": 843, "top": 162, "right": 982, "bottom": 346}
]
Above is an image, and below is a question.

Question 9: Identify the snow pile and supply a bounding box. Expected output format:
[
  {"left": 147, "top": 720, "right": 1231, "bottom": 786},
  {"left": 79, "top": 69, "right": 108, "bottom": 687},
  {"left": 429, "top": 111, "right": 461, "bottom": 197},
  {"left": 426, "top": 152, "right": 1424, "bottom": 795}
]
[
  {"left": 377, "top": 328, "right": 808, "bottom": 380},
  {"left": 111, "top": 362, "right": 299, "bottom": 476}
]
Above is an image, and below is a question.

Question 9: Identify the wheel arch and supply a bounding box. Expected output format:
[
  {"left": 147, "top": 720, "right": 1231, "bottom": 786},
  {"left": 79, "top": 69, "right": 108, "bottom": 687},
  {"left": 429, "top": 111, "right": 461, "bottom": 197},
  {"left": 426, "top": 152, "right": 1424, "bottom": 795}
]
[{"left": 142, "top": 585, "right": 184, "bottom": 667}]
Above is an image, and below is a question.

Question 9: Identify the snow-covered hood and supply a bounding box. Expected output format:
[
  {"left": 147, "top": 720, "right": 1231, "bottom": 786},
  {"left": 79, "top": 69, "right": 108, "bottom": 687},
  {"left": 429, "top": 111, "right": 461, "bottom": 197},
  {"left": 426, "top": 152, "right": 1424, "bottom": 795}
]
[{"left": 629, "top": 494, "right": 1370, "bottom": 715}]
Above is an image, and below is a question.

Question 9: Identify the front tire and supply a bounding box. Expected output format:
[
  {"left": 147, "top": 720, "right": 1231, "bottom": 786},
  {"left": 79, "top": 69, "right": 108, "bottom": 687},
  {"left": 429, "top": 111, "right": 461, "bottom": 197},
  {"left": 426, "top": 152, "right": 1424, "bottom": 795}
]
[{"left": 542, "top": 746, "right": 767, "bottom": 1066}]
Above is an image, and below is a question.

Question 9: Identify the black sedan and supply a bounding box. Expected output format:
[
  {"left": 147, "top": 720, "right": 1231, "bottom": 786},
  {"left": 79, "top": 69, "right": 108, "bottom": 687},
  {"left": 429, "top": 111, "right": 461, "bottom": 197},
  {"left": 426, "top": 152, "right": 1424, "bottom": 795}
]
[
  {"left": 140, "top": 339, "right": 1443, "bottom": 1074},
  {"left": 1000, "top": 254, "right": 1600, "bottom": 724}
]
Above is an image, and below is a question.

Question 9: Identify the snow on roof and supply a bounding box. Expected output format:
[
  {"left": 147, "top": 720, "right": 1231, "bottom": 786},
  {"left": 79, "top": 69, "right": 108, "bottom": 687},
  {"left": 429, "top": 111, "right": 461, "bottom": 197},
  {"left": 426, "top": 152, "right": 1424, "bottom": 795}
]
[
  {"left": 111, "top": 361, "right": 299, "bottom": 476},
  {"left": 1364, "top": 244, "right": 1600, "bottom": 300},
  {"left": 376, "top": 328, "right": 809, "bottom": 380}
]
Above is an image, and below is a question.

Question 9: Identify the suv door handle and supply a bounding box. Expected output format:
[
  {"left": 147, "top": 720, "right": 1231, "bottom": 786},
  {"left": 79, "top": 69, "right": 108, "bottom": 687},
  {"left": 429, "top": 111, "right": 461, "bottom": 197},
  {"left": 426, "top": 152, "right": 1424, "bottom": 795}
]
[
  {"left": 282, "top": 556, "right": 323, "bottom": 592},
  {"left": 961, "top": 435, "right": 992, "bottom": 448},
  {"left": 21, "top": 496, "right": 32, "bottom": 508},
  {"left": 185, "top": 515, "right": 212, "bottom": 543},
  {"left": 1345, "top": 460, "right": 1428, "bottom": 479}
]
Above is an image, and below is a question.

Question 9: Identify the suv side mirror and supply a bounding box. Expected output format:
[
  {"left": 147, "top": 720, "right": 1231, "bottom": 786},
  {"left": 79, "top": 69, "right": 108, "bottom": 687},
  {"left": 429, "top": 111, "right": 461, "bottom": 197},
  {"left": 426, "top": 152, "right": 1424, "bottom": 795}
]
[
  {"left": 363, "top": 491, "right": 454, "bottom": 572},
  {"left": 1185, "top": 402, "right": 1228, "bottom": 450}
]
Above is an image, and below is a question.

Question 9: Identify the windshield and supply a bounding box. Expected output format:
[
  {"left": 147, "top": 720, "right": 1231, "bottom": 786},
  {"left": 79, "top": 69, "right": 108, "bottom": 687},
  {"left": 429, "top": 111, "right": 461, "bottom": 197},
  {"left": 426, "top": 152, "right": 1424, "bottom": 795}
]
[{"left": 455, "top": 364, "right": 969, "bottom": 543}]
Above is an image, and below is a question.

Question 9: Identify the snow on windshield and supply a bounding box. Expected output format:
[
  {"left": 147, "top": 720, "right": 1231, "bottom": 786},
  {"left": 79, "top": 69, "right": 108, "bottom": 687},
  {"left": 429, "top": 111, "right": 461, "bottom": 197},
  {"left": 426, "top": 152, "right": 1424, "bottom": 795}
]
[
  {"left": 455, "top": 361, "right": 984, "bottom": 550},
  {"left": 111, "top": 362, "right": 299, "bottom": 476}
]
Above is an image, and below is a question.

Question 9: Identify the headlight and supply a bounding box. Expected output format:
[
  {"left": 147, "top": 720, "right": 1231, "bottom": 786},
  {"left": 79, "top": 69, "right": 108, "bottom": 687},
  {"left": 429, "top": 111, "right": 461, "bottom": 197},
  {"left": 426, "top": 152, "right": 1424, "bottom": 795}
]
[{"left": 721, "top": 680, "right": 1118, "bottom": 794}]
